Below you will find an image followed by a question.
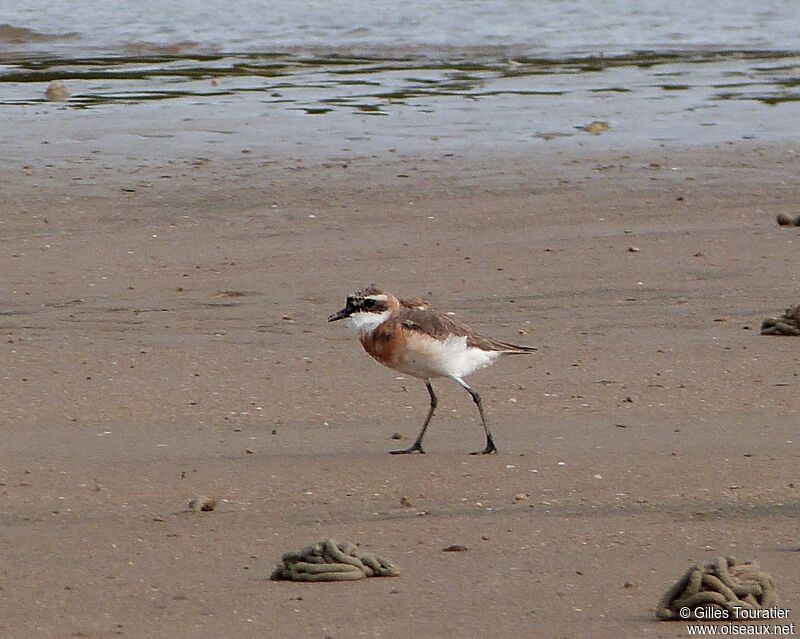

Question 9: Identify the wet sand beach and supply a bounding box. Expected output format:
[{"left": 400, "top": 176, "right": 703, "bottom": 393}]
[{"left": 1, "top": 122, "right": 799, "bottom": 637}]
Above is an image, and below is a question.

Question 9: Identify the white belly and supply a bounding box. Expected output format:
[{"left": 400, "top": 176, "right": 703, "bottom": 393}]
[{"left": 398, "top": 333, "right": 501, "bottom": 379}]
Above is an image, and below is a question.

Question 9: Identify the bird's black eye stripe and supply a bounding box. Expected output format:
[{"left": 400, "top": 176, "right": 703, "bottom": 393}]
[{"left": 363, "top": 298, "right": 376, "bottom": 308}]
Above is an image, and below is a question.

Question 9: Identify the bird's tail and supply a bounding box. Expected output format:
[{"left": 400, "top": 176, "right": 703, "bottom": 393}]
[{"left": 493, "top": 340, "right": 537, "bottom": 354}]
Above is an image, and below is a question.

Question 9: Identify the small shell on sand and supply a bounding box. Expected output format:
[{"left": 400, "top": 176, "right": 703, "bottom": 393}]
[{"left": 45, "top": 80, "right": 70, "bottom": 102}]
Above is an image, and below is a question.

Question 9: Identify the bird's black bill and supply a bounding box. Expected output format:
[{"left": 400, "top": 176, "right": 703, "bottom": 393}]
[{"left": 328, "top": 307, "right": 351, "bottom": 322}]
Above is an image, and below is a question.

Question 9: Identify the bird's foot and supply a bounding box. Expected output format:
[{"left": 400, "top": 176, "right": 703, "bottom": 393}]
[
  {"left": 470, "top": 440, "right": 497, "bottom": 455},
  {"left": 389, "top": 442, "right": 425, "bottom": 455}
]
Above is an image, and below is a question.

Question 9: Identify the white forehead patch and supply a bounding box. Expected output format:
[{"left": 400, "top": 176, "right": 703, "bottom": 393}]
[
  {"left": 365, "top": 294, "right": 388, "bottom": 302},
  {"left": 346, "top": 310, "right": 390, "bottom": 335}
]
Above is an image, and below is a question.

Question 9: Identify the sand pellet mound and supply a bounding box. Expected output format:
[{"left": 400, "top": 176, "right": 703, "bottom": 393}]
[
  {"left": 761, "top": 305, "right": 800, "bottom": 336},
  {"left": 271, "top": 538, "right": 399, "bottom": 582},
  {"left": 656, "top": 556, "right": 777, "bottom": 620}
]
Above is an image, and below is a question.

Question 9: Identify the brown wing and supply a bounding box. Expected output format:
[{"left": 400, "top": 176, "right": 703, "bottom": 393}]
[{"left": 397, "top": 306, "right": 536, "bottom": 353}]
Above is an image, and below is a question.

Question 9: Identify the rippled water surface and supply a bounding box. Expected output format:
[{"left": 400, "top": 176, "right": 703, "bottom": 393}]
[
  {"left": 1, "top": 1, "right": 799, "bottom": 154},
  {"left": 2, "top": 0, "right": 800, "bottom": 55}
]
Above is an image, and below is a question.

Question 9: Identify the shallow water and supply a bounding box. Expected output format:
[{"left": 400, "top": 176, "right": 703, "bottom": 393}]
[
  {"left": 1, "top": 1, "right": 799, "bottom": 160},
  {"left": 3, "top": 49, "right": 799, "bottom": 112}
]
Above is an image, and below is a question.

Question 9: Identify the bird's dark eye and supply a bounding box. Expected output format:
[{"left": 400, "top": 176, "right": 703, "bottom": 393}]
[{"left": 363, "top": 298, "right": 376, "bottom": 309}]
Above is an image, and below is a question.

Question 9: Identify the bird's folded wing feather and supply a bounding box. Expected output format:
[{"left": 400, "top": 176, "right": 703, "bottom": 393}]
[{"left": 399, "top": 307, "right": 536, "bottom": 353}]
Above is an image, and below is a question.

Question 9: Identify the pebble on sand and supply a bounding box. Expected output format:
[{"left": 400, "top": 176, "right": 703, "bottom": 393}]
[
  {"left": 579, "top": 120, "right": 610, "bottom": 135},
  {"left": 188, "top": 496, "right": 217, "bottom": 512},
  {"left": 45, "top": 80, "right": 70, "bottom": 102},
  {"left": 776, "top": 212, "right": 800, "bottom": 227}
]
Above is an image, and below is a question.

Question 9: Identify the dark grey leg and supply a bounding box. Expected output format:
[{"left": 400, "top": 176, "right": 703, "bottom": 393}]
[
  {"left": 454, "top": 377, "right": 497, "bottom": 455},
  {"left": 390, "top": 380, "right": 437, "bottom": 455}
]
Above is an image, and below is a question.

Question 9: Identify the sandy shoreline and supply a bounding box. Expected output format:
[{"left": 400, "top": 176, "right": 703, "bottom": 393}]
[{"left": 1, "top": 137, "right": 799, "bottom": 637}]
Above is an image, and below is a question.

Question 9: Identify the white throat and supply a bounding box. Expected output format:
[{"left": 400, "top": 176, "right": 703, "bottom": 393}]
[{"left": 346, "top": 310, "right": 390, "bottom": 335}]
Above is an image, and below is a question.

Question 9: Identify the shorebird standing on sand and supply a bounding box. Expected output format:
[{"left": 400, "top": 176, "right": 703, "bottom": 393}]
[{"left": 328, "top": 285, "right": 536, "bottom": 455}]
